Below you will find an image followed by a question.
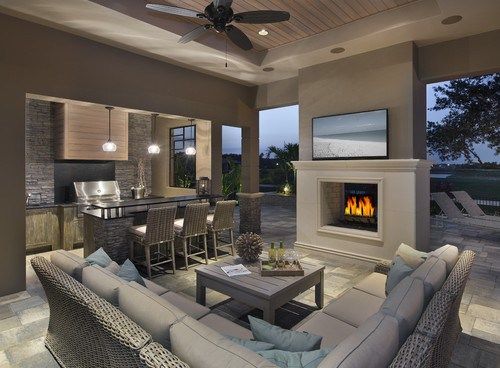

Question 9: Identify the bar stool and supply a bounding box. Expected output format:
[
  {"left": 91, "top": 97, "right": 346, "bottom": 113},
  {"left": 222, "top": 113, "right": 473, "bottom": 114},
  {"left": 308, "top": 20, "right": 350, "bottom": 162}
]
[
  {"left": 174, "top": 202, "right": 210, "bottom": 270},
  {"left": 129, "top": 206, "right": 177, "bottom": 279},
  {"left": 207, "top": 200, "right": 237, "bottom": 260}
]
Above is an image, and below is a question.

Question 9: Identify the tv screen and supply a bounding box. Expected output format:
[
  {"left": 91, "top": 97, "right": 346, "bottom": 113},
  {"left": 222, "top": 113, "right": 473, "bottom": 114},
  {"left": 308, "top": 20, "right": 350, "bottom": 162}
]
[{"left": 312, "top": 109, "right": 388, "bottom": 160}]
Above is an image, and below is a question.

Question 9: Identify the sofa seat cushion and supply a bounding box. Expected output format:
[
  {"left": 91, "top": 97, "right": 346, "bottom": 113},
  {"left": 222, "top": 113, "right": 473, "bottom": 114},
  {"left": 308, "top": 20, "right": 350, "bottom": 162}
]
[
  {"left": 381, "top": 277, "right": 424, "bottom": 345},
  {"left": 118, "top": 282, "right": 186, "bottom": 349},
  {"left": 293, "top": 312, "right": 356, "bottom": 348},
  {"left": 318, "top": 313, "right": 400, "bottom": 368},
  {"left": 411, "top": 256, "right": 446, "bottom": 304},
  {"left": 161, "top": 291, "right": 210, "bottom": 320},
  {"left": 143, "top": 279, "right": 169, "bottom": 295},
  {"left": 82, "top": 265, "right": 126, "bottom": 305},
  {"left": 170, "top": 315, "right": 277, "bottom": 368},
  {"left": 430, "top": 244, "right": 459, "bottom": 274},
  {"left": 50, "top": 250, "right": 89, "bottom": 282},
  {"left": 353, "top": 272, "right": 387, "bottom": 299},
  {"left": 323, "top": 289, "right": 384, "bottom": 327},
  {"left": 199, "top": 313, "right": 253, "bottom": 340}
]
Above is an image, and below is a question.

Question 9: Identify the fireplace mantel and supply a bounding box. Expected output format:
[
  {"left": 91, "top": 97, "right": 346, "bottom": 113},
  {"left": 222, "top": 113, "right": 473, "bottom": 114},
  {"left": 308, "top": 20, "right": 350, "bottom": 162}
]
[{"left": 293, "top": 159, "right": 432, "bottom": 263}]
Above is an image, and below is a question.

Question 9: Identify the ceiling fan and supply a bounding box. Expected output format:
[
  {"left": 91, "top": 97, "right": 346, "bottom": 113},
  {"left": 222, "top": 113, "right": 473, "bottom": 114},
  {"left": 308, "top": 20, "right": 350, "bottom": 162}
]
[{"left": 146, "top": 0, "right": 290, "bottom": 50}]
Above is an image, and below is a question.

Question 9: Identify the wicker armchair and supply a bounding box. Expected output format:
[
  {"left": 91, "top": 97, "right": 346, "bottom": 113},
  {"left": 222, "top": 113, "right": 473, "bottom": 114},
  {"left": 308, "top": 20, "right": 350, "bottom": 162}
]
[
  {"left": 129, "top": 206, "right": 177, "bottom": 278},
  {"left": 174, "top": 203, "right": 210, "bottom": 270},
  {"left": 31, "top": 256, "right": 189, "bottom": 368},
  {"left": 207, "top": 200, "right": 237, "bottom": 260}
]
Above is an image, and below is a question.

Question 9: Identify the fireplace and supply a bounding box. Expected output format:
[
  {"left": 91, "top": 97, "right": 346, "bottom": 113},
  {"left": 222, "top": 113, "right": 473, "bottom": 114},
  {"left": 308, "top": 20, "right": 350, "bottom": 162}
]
[{"left": 319, "top": 179, "right": 382, "bottom": 240}]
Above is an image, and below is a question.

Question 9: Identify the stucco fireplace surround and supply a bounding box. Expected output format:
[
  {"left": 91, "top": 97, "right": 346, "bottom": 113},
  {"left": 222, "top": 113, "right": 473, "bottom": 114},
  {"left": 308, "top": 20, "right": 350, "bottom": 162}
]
[{"left": 293, "top": 160, "right": 432, "bottom": 263}]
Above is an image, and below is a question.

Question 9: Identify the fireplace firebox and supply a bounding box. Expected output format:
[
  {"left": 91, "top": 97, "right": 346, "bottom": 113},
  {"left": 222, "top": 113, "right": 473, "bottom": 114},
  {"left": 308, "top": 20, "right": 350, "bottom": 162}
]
[{"left": 319, "top": 181, "right": 380, "bottom": 237}]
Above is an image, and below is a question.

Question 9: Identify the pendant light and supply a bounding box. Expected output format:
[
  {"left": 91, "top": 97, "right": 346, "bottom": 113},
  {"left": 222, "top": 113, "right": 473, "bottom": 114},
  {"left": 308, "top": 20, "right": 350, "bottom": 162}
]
[
  {"left": 185, "top": 118, "right": 197, "bottom": 156},
  {"left": 102, "top": 106, "right": 117, "bottom": 152},
  {"left": 148, "top": 113, "right": 160, "bottom": 154}
]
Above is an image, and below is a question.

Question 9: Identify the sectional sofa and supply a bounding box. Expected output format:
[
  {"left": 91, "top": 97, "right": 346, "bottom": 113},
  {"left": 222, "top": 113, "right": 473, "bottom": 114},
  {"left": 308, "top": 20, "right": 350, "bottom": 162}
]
[{"left": 32, "top": 245, "right": 474, "bottom": 368}]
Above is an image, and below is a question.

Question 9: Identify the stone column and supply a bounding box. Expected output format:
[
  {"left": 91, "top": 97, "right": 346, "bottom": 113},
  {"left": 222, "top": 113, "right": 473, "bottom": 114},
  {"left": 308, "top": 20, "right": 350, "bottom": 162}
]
[
  {"left": 210, "top": 122, "right": 222, "bottom": 195},
  {"left": 237, "top": 192, "right": 264, "bottom": 234}
]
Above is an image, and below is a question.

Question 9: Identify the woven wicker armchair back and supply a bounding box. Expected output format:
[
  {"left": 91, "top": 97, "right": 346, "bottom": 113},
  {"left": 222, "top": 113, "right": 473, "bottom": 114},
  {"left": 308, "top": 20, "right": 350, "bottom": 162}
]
[
  {"left": 211, "top": 200, "right": 237, "bottom": 231},
  {"left": 389, "top": 250, "right": 475, "bottom": 368},
  {"left": 144, "top": 206, "right": 177, "bottom": 246},
  {"left": 31, "top": 257, "right": 190, "bottom": 368},
  {"left": 182, "top": 202, "right": 210, "bottom": 237}
]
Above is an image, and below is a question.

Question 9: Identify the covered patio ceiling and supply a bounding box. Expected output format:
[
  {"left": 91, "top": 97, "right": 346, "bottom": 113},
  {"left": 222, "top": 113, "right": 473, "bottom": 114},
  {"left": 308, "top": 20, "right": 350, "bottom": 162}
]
[{"left": 0, "top": 0, "right": 499, "bottom": 85}]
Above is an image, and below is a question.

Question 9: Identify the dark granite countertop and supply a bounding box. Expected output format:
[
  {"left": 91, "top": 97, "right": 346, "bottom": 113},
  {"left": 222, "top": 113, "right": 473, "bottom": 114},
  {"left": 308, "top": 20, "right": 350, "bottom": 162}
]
[{"left": 91, "top": 194, "right": 221, "bottom": 210}]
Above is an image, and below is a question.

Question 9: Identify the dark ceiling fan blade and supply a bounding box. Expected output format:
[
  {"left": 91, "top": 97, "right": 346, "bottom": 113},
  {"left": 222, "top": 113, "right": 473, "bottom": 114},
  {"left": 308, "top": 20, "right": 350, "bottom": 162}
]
[
  {"left": 213, "top": 0, "right": 233, "bottom": 8},
  {"left": 225, "top": 25, "right": 253, "bottom": 51},
  {"left": 178, "top": 25, "right": 211, "bottom": 44},
  {"left": 146, "top": 4, "right": 202, "bottom": 18},
  {"left": 234, "top": 10, "right": 290, "bottom": 24}
]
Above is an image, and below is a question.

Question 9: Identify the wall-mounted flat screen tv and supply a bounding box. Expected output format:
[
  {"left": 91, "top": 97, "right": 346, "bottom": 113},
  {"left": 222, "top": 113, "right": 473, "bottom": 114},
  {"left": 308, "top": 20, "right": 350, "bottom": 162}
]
[{"left": 312, "top": 109, "right": 388, "bottom": 160}]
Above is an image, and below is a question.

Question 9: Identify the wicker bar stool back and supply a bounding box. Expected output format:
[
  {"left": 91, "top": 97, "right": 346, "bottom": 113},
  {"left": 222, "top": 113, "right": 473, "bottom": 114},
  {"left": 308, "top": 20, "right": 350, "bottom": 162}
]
[
  {"left": 130, "top": 206, "right": 177, "bottom": 278},
  {"left": 175, "top": 202, "right": 210, "bottom": 270},
  {"left": 208, "top": 200, "right": 237, "bottom": 260}
]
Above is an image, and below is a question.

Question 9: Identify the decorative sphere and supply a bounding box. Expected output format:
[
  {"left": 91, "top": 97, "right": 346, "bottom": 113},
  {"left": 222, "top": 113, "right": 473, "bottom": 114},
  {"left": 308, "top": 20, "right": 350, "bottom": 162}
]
[{"left": 235, "top": 232, "right": 263, "bottom": 263}]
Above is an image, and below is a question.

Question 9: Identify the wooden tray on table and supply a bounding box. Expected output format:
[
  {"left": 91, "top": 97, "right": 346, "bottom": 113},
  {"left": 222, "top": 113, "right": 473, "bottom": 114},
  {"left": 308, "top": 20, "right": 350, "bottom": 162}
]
[{"left": 260, "top": 260, "right": 304, "bottom": 277}]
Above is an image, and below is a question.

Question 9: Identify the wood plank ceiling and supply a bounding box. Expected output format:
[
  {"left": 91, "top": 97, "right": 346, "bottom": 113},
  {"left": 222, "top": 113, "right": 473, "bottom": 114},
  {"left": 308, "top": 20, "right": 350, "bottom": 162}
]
[{"left": 161, "top": 0, "right": 419, "bottom": 51}]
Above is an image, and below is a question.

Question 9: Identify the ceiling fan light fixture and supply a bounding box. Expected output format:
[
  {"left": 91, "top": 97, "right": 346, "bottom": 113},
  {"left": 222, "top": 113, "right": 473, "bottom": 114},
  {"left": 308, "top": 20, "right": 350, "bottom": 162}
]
[
  {"left": 263, "top": 67, "right": 274, "bottom": 72},
  {"left": 258, "top": 29, "right": 269, "bottom": 36},
  {"left": 441, "top": 15, "right": 462, "bottom": 25},
  {"left": 330, "top": 47, "right": 345, "bottom": 54}
]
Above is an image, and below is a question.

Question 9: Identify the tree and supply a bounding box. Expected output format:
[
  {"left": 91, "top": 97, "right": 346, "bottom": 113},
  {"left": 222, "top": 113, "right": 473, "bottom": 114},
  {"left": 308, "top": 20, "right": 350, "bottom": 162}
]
[
  {"left": 427, "top": 73, "right": 499, "bottom": 164},
  {"left": 266, "top": 142, "right": 299, "bottom": 184}
]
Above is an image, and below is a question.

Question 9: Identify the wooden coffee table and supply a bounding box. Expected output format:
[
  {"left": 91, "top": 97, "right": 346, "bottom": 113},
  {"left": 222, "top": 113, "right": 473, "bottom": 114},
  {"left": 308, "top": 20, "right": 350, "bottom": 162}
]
[{"left": 195, "top": 257, "right": 325, "bottom": 324}]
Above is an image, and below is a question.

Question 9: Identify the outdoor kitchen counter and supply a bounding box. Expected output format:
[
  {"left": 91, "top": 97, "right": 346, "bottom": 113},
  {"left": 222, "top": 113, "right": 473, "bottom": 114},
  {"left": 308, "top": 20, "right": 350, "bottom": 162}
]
[{"left": 82, "top": 194, "right": 223, "bottom": 263}]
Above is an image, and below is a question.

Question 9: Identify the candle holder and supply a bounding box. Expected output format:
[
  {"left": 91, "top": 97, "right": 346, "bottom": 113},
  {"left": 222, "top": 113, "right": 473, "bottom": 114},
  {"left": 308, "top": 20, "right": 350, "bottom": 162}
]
[{"left": 196, "top": 177, "right": 211, "bottom": 196}]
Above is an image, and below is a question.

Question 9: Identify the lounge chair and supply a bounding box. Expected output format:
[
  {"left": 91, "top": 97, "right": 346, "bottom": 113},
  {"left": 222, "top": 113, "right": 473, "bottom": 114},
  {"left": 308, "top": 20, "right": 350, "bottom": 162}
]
[
  {"left": 451, "top": 191, "right": 500, "bottom": 223},
  {"left": 431, "top": 192, "right": 500, "bottom": 230}
]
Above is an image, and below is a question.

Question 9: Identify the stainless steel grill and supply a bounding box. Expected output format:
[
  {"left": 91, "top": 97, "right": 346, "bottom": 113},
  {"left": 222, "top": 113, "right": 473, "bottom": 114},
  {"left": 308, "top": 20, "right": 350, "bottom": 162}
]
[{"left": 74, "top": 180, "right": 121, "bottom": 206}]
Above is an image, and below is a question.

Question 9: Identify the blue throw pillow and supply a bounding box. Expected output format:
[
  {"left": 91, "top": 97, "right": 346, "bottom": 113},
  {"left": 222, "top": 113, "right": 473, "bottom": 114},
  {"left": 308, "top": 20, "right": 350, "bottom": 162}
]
[
  {"left": 118, "top": 259, "right": 146, "bottom": 286},
  {"left": 85, "top": 248, "right": 112, "bottom": 268},
  {"left": 385, "top": 256, "right": 414, "bottom": 295},
  {"left": 225, "top": 335, "right": 275, "bottom": 352},
  {"left": 248, "top": 316, "right": 322, "bottom": 352},
  {"left": 258, "top": 348, "right": 332, "bottom": 368}
]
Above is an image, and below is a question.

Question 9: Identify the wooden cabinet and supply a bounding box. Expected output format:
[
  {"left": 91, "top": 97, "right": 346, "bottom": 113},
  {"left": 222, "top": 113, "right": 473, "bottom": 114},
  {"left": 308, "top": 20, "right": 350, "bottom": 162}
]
[
  {"left": 55, "top": 103, "right": 128, "bottom": 160},
  {"left": 26, "top": 207, "right": 59, "bottom": 253}
]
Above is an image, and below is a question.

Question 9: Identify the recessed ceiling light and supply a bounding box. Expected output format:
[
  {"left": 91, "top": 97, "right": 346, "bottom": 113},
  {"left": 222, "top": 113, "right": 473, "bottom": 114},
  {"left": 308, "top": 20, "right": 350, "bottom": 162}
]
[
  {"left": 330, "top": 47, "right": 345, "bottom": 54},
  {"left": 441, "top": 15, "right": 462, "bottom": 25},
  {"left": 258, "top": 29, "right": 269, "bottom": 36},
  {"left": 263, "top": 67, "right": 274, "bottom": 72}
]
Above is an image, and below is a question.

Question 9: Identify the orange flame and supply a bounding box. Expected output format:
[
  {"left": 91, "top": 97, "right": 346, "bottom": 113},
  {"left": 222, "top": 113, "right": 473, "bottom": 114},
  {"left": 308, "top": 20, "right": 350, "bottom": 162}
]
[{"left": 344, "top": 195, "right": 375, "bottom": 217}]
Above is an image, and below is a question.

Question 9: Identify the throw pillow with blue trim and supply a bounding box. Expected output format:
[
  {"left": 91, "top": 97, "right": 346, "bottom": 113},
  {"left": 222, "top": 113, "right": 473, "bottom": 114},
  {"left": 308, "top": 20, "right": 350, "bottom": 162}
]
[
  {"left": 248, "top": 316, "right": 322, "bottom": 352},
  {"left": 118, "top": 259, "right": 146, "bottom": 286},
  {"left": 385, "top": 256, "right": 414, "bottom": 295},
  {"left": 258, "top": 348, "right": 332, "bottom": 368},
  {"left": 225, "top": 336, "right": 275, "bottom": 352},
  {"left": 85, "top": 248, "right": 112, "bottom": 268}
]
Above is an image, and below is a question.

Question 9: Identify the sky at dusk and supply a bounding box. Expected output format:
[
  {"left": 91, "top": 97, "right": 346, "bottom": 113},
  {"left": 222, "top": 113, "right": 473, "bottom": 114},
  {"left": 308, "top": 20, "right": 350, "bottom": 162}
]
[{"left": 222, "top": 83, "right": 498, "bottom": 163}]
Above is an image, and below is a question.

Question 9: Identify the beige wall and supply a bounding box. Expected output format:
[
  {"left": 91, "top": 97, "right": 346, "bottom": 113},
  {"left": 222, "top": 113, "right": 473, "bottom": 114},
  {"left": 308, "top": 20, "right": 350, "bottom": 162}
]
[
  {"left": 419, "top": 29, "right": 500, "bottom": 83},
  {"left": 0, "top": 13, "right": 258, "bottom": 295},
  {"left": 298, "top": 42, "right": 426, "bottom": 161},
  {"left": 254, "top": 77, "right": 299, "bottom": 110},
  {"left": 151, "top": 118, "right": 212, "bottom": 197}
]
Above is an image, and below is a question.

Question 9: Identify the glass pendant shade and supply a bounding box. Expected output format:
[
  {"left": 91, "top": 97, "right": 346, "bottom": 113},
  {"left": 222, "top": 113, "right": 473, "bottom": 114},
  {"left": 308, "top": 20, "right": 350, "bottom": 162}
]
[
  {"left": 185, "top": 146, "right": 196, "bottom": 156},
  {"left": 102, "top": 140, "right": 117, "bottom": 152},
  {"left": 148, "top": 143, "right": 160, "bottom": 154},
  {"left": 103, "top": 106, "right": 117, "bottom": 152}
]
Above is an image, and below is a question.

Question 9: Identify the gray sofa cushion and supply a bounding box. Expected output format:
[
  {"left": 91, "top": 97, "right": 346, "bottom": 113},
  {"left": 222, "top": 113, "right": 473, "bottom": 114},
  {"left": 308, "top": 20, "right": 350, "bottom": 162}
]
[
  {"left": 199, "top": 313, "right": 254, "bottom": 340},
  {"left": 317, "top": 313, "right": 400, "bottom": 368},
  {"left": 82, "top": 265, "right": 125, "bottom": 305},
  {"left": 50, "top": 250, "right": 89, "bottom": 282},
  {"left": 323, "top": 289, "right": 384, "bottom": 327},
  {"left": 170, "top": 315, "right": 277, "bottom": 368},
  {"left": 430, "top": 244, "right": 459, "bottom": 274},
  {"left": 381, "top": 277, "right": 424, "bottom": 345},
  {"left": 353, "top": 272, "right": 387, "bottom": 299},
  {"left": 118, "top": 282, "right": 186, "bottom": 349},
  {"left": 161, "top": 291, "right": 210, "bottom": 320},
  {"left": 293, "top": 311, "right": 357, "bottom": 348},
  {"left": 411, "top": 256, "right": 446, "bottom": 304},
  {"left": 143, "top": 278, "right": 169, "bottom": 295}
]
